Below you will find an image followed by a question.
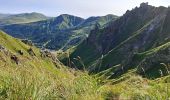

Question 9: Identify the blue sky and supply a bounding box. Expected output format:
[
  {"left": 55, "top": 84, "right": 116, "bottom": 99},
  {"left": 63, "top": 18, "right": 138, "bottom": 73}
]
[{"left": 0, "top": 0, "right": 169, "bottom": 18}]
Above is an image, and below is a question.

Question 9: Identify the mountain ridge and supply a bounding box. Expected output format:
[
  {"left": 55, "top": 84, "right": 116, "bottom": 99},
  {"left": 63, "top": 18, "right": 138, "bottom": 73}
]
[
  {"left": 1, "top": 14, "right": 118, "bottom": 50},
  {"left": 60, "top": 3, "right": 170, "bottom": 79},
  {"left": 0, "top": 12, "right": 49, "bottom": 26}
]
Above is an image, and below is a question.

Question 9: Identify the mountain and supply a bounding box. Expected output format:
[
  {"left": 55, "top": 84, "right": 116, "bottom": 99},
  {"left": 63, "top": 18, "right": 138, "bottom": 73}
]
[
  {"left": 1, "top": 14, "right": 118, "bottom": 50},
  {"left": 1, "top": 3, "right": 170, "bottom": 99},
  {"left": 51, "top": 14, "right": 84, "bottom": 29},
  {"left": 0, "top": 12, "right": 48, "bottom": 26},
  {"left": 0, "top": 13, "right": 11, "bottom": 19},
  {"left": 61, "top": 3, "right": 170, "bottom": 79},
  {"left": 1, "top": 29, "right": 170, "bottom": 100},
  {"left": 78, "top": 14, "right": 117, "bottom": 27}
]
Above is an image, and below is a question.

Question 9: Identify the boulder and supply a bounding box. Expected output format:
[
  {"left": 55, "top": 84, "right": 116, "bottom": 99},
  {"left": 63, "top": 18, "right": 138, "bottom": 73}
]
[
  {"left": 11, "top": 55, "right": 19, "bottom": 64},
  {"left": 40, "top": 50, "right": 57, "bottom": 61},
  {"left": 28, "top": 48, "right": 36, "bottom": 56},
  {"left": 17, "top": 50, "right": 24, "bottom": 55}
]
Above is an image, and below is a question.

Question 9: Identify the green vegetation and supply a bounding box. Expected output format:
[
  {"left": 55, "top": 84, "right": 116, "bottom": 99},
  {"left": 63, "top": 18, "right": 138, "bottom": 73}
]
[
  {"left": 0, "top": 31, "right": 102, "bottom": 99},
  {"left": 1, "top": 3, "right": 170, "bottom": 100},
  {"left": 63, "top": 3, "right": 170, "bottom": 79},
  {"left": 1, "top": 14, "right": 117, "bottom": 50},
  {"left": 0, "top": 12, "right": 48, "bottom": 26},
  {"left": 1, "top": 30, "right": 170, "bottom": 99}
]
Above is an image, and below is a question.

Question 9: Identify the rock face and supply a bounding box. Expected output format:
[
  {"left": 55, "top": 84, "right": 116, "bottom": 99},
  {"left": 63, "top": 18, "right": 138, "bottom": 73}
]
[
  {"left": 140, "top": 2, "right": 149, "bottom": 8},
  {"left": 87, "top": 3, "right": 166, "bottom": 54},
  {"left": 63, "top": 3, "right": 170, "bottom": 77},
  {"left": 41, "top": 50, "right": 54, "bottom": 58},
  {"left": 11, "top": 55, "right": 19, "bottom": 64}
]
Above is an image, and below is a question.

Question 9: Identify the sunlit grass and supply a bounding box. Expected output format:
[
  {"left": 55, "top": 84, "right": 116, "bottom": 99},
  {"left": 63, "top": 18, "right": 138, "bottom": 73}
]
[{"left": 1, "top": 30, "right": 170, "bottom": 99}]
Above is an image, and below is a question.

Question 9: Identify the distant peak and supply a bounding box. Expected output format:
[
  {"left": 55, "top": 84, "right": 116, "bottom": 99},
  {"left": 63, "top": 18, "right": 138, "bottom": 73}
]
[
  {"left": 60, "top": 14, "right": 70, "bottom": 16},
  {"left": 59, "top": 14, "right": 78, "bottom": 17},
  {"left": 140, "top": 2, "right": 150, "bottom": 8},
  {"left": 56, "top": 14, "right": 84, "bottom": 20}
]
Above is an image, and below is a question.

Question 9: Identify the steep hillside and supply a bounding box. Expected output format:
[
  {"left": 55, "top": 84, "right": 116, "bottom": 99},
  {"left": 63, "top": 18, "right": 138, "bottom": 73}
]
[
  {"left": 61, "top": 3, "right": 170, "bottom": 78},
  {"left": 0, "top": 30, "right": 104, "bottom": 99},
  {"left": 1, "top": 30, "right": 170, "bottom": 99},
  {"left": 0, "top": 12, "right": 48, "bottom": 26},
  {"left": 1, "top": 14, "right": 118, "bottom": 50}
]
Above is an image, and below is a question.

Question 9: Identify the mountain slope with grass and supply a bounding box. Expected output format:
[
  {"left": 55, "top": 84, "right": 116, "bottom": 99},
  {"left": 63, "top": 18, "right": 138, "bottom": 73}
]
[
  {"left": 0, "top": 30, "right": 105, "bottom": 99},
  {"left": 1, "top": 14, "right": 118, "bottom": 50},
  {"left": 60, "top": 3, "right": 170, "bottom": 79},
  {"left": 1, "top": 30, "right": 170, "bottom": 99}
]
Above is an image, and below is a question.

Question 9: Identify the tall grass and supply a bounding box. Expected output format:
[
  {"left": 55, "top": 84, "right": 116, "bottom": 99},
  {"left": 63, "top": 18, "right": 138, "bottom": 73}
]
[
  {"left": 0, "top": 62, "right": 104, "bottom": 100},
  {"left": 2, "top": 59, "right": 170, "bottom": 100},
  {"left": 1, "top": 41, "right": 170, "bottom": 100}
]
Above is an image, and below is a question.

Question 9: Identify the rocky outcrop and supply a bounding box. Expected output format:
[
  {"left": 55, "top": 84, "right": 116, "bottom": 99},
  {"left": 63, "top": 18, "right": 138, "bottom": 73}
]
[
  {"left": 11, "top": 55, "right": 19, "bottom": 64},
  {"left": 17, "top": 50, "right": 24, "bottom": 55},
  {"left": 65, "top": 3, "right": 170, "bottom": 77},
  {"left": 86, "top": 2, "right": 167, "bottom": 54},
  {"left": 0, "top": 45, "right": 10, "bottom": 56},
  {"left": 21, "top": 39, "right": 33, "bottom": 46},
  {"left": 28, "top": 48, "right": 36, "bottom": 56},
  {"left": 0, "top": 45, "right": 19, "bottom": 64},
  {"left": 0, "top": 45, "right": 5, "bottom": 51},
  {"left": 41, "top": 49, "right": 59, "bottom": 60}
]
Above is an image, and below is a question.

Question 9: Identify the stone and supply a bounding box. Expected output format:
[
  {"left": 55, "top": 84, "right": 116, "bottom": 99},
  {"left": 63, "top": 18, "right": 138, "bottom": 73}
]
[
  {"left": 28, "top": 48, "right": 36, "bottom": 56},
  {"left": 11, "top": 55, "right": 19, "bottom": 64},
  {"left": 18, "top": 50, "right": 24, "bottom": 55}
]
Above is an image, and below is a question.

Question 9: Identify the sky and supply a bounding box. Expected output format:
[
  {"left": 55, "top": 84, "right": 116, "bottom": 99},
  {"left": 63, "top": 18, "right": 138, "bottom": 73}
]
[{"left": 0, "top": 0, "right": 169, "bottom": 18}]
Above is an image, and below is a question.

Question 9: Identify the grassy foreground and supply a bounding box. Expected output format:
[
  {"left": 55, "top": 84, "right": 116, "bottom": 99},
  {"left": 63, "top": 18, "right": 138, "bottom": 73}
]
[
  {"left": 1, "top": 63, "right": 170, "bottom": 100},
  {"left": 1, "top": 30, "right": 170, "bottom": 99},
  {"left": 0, "top": 59, "right": 102, "bottom": 99}
]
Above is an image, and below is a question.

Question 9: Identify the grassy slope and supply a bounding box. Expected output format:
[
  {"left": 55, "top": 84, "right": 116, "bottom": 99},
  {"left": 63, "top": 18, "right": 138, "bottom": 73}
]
[
  {"left": 1, "top": 31, "right": 170, "bottom": 99},
  {"left": 0, "top": 31, "right": 103, "bottom": 99}
]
